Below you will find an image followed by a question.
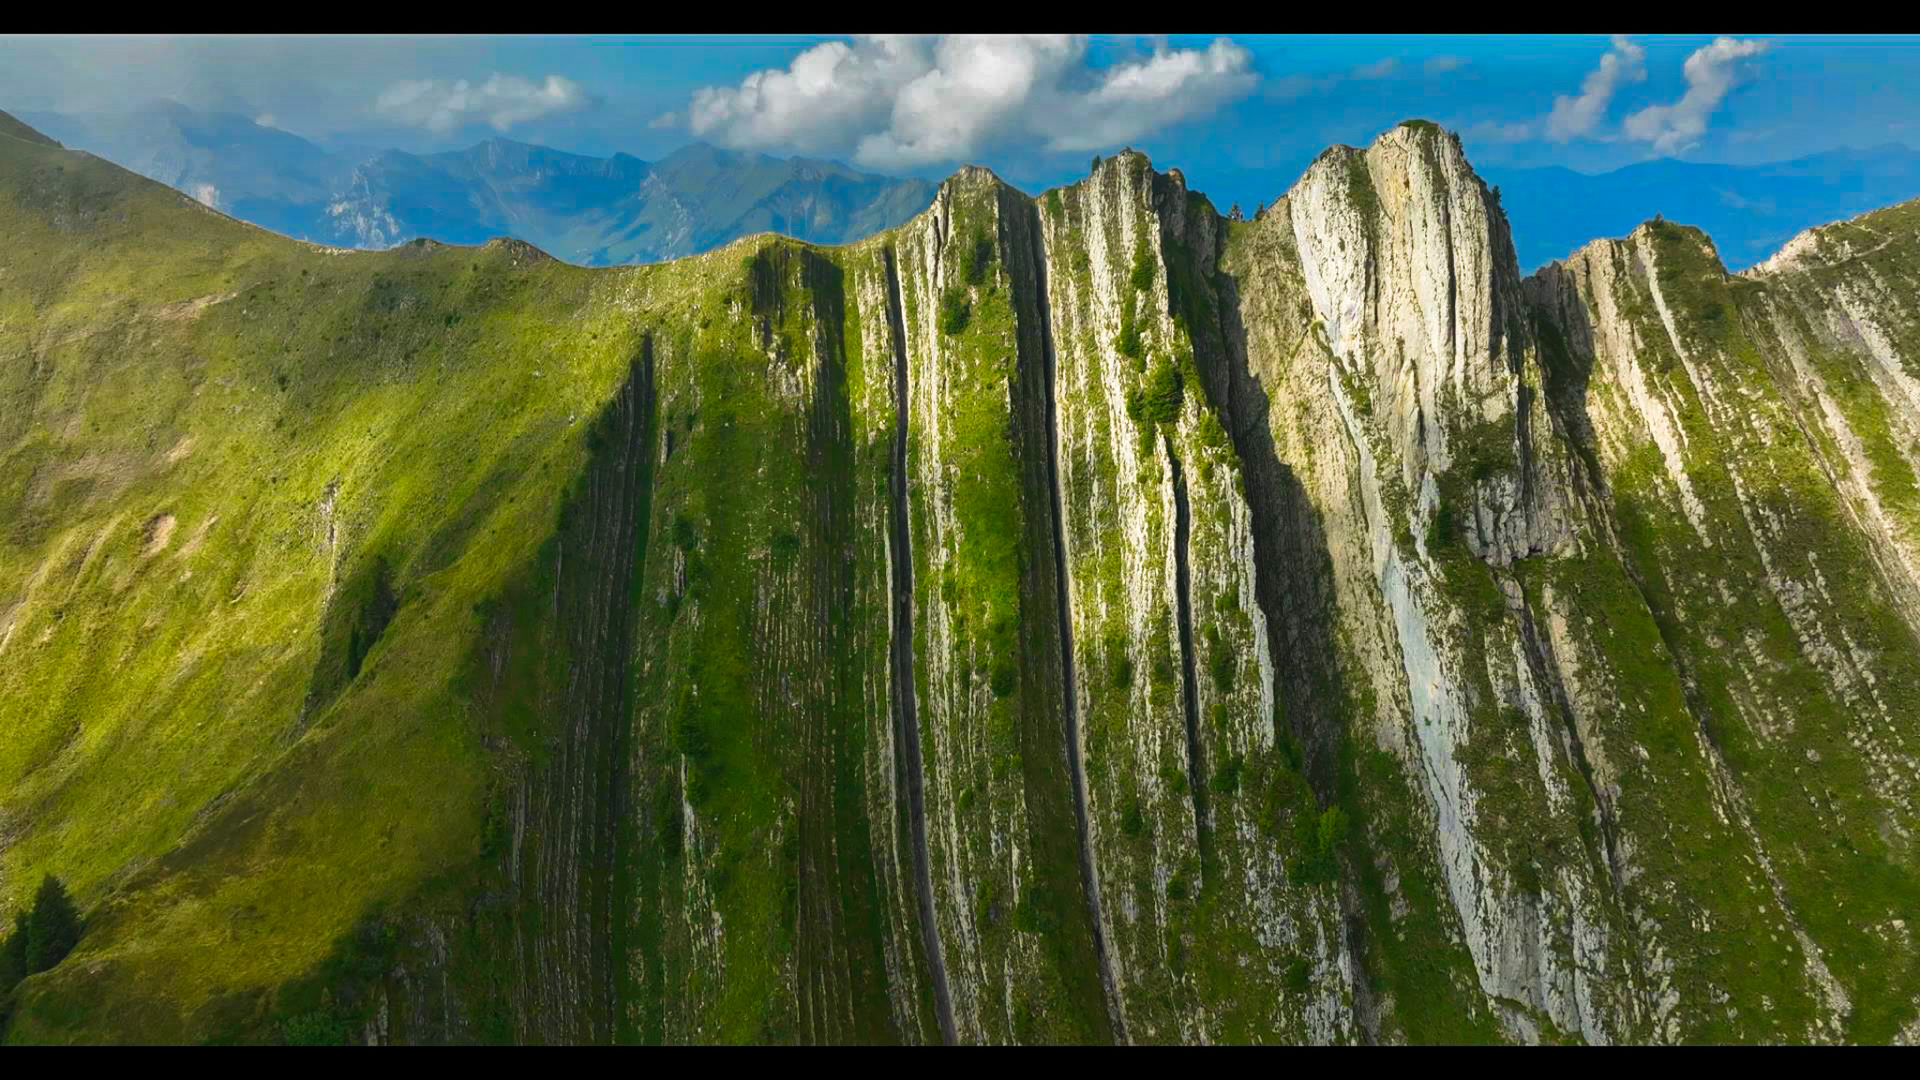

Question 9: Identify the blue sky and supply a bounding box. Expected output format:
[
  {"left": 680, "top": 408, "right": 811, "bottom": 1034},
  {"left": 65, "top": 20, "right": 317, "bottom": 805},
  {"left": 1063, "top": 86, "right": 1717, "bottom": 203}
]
[{"left": 2, "top": 34, "right": 1915, "bottom": 212}]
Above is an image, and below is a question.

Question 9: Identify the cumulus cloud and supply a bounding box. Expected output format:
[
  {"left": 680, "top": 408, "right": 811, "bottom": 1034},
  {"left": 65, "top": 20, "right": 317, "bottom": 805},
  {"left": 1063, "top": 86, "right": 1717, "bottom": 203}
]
[
  {"left": 1546, "top": 35, "right": 1647, "bottom": 141},
  {"left": 375, "top": 74, "right": 591, "bottom": 134},
  {"left": 1425, "top": 55, "right": 1467, "bottom": 76},
  {"left": 842, "top": 36, "right": 1082, "bottom": 169},
  {"left": 677, "top": 35, "right": 1259, "bottom": 169},
  {"left": 1012, "top": 37, "right": 1260, "bottom": 154},
  {"left": 683, "top": 35, "right": 928, "bottom": 159},
  {"left": 1623, "top": 37, "right": 1770, "bottom": 154}
]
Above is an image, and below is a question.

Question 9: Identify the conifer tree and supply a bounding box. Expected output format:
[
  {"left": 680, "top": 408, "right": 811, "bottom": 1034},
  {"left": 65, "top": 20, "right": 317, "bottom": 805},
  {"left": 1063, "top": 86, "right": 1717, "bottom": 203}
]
[
  {"left": 0, "top": 909, "right": 28, "bottom": 990},
  {"left": 24, "top": 875, "right": 82, "bottom": 975}
]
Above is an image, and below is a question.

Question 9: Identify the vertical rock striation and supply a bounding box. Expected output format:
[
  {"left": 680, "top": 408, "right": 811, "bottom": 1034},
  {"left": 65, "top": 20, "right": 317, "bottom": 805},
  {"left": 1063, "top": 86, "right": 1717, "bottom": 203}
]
[{"left": 4, "top": 112, "right": 1917, "bottom": 1045}]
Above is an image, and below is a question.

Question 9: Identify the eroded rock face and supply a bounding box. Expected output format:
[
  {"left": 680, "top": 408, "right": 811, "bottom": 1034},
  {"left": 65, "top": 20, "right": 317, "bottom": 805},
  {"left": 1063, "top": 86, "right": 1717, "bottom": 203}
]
[
  {"left": 1035, "top": 152, "right": 1351, "bottom": 1044},
  {"left": 1519, "top": 211, "right": 1920, "bottom": 1043},
  {"left": 4, "top": 114, "right": 1918, "bottom": 1045},
  {"left": 573, "top": 126, "right": 1917, "bottom": 1044}
]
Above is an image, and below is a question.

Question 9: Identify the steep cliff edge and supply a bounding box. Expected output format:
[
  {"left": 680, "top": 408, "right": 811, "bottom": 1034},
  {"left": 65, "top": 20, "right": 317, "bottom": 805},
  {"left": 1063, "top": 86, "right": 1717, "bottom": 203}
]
[
  {"left": 1524, "top": 208, "right": 1920, "bottom": 1041},
  {"left": 1, "top": 112, "right": 1916, "bottom": 1044}
]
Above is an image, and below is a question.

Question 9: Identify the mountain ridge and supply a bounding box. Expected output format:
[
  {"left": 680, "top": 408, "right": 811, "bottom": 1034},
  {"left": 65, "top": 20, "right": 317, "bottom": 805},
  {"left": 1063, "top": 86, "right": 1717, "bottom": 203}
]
[
  {"left": 19, "top": 104, "right": 937, "bottom": 267},
  {"left": 1485, "top": 142, "right": 1920, "bottom": 272},
  {"left": 0, "top": 109, "right": 1916, "bottom": 1044},
  {"left": 32, "top": 100, "right": 1920, "bottom": 279}
]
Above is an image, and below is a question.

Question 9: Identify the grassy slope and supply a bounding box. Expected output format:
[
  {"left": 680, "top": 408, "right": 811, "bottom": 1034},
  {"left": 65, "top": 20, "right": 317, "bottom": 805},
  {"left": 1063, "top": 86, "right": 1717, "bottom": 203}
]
[
  {"left": 623, "top": 239, "right": 903, "bottom": 1043},
  {"left": 2, "top": 112, "right": 1916, "bottom": 1045},
  {"left": 0, "top": 119, "right": 668, "bottom": 1042},
  {"left": 0, "top": 117, "right": 941, "bottom": 1045},
  {"left": 1607, "top": 222, "right": 1920, "bottom": 1040},
  {"left": 1518, "top": 215, "right": 1920, "bottom": 1042}
]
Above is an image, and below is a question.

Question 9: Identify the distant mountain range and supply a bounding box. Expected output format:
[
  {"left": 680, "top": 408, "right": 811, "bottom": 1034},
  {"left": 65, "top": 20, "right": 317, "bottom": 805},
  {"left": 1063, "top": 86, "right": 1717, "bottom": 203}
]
[
  {"left": 18, "top": 102, "right": 1920, "bottom": 273},
  {"left": 8, "top": 107, "right": 1920, "bottom": 1044},
  {"left": 21, "top": 102, "right": 936, "bottom": 265},
  {"left": 1484, "top": 144, "right": 1920, "bottom": 271}
]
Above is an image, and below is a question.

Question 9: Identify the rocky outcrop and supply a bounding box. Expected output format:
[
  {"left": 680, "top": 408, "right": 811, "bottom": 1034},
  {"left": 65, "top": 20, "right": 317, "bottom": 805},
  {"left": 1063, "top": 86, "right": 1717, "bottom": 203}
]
[
  {"left": 3, "top": 111, "right": 1917, "bottom": 1045},
  {"left": 1523, "top": 206, "right": 1920, "bottom": 1042}
]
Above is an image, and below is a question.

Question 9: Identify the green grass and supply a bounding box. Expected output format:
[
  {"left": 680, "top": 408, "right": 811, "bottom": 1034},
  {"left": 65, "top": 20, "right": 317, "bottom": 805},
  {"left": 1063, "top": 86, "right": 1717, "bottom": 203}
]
[
  {"left": 0, "top": 125, "right": 913, "bottom": 1045},
  {"left": 5, "top": 113, "right": 1919, "bottom": 1046},
  {"left": 0, "top": 129, "right": 667, "bottom": 1040},
  {"left": 1545, "top": 222, "right": 1920, "bottom": 1040}
]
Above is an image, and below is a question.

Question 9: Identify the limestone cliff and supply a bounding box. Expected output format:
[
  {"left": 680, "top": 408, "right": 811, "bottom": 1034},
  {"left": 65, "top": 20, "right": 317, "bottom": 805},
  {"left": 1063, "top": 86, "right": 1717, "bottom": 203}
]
[{"left": 1, "top": 112, "right": 1916, "bottom": 1044}]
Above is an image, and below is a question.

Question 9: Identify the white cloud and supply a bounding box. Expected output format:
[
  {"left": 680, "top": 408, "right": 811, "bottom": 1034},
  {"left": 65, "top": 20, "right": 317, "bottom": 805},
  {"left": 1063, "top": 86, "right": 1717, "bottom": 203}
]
[
  {"left": 684, "top": 35, "right": 930, "bottom": 159},
  {"left": 1264, "top": 72, "right": 1331, "bottom": 101},
  {"left": 1464, "top": 119, "right": 1537, "bottom": 144},
  {"left": 852, "top": 36, "right": 1083, "bottom": 169},
  {"left": 1351, "top": 57, "right": 1399, "bottom": 80},
  {"left": 374, "top": 74, "right": 591, "bottom": 134},
  {"left": 1623, "top": 37, "right": 1770, "bottom": 154},
  {"left": 1259, "top": 54, "right": 1407, "bottom": 104},
  {"left": 676, "top": 35, "right": 1259, "bottom": 169},
  {"left": 1020, "top": 38, "right": 1260, "bottom": 154},
  {"left": 1546, "top": 35, "right": 1647, "bottom": 141},
  {"left": 254, "top": 113, "right": 276, "bottom": 129},
  {"left": 1425, "top": 55, "right": 1467, "bottom": 76}
]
